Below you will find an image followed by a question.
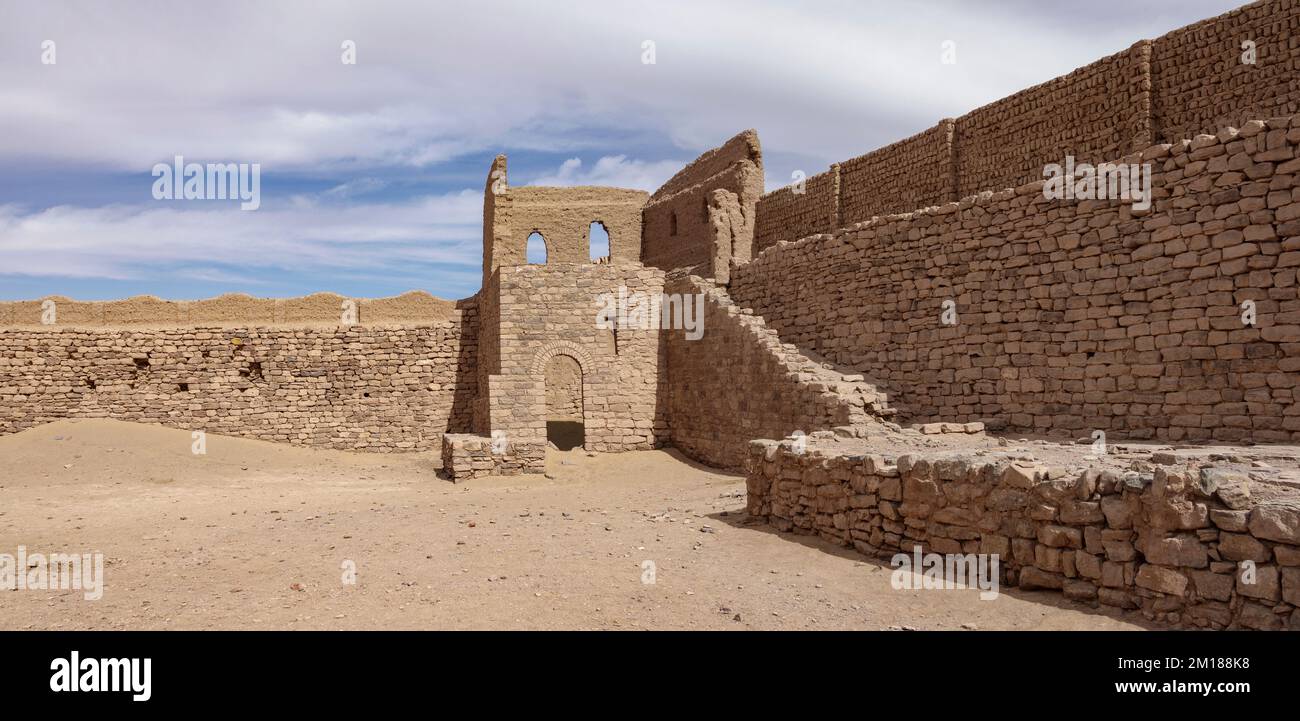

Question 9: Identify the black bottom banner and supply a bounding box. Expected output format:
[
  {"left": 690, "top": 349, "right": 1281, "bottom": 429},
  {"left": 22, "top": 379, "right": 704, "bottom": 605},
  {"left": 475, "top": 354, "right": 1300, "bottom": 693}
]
[{"left": 0, "top": 630, "right": 1287, "bottom": 709}]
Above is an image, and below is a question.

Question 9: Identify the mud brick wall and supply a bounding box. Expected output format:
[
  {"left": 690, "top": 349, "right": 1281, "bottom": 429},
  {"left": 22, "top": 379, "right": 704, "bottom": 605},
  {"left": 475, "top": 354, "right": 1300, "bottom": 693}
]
[
  {"left": 751, "top": 0, "right": 1300, "bottom": 250},
  {"left": 753, "top": 167, "right": 839, "bottom": 256},
  {"left": 663, "top": 275, "right": 892, "bottom": 470},
  {"left": 746, "top": 441, "right": 1300, "bottom": 629},
  {"left": 1152, "top": 0, "right": 1300, "bottom": 145},
  {"left": 840, "top": 120, "right": 957, "bottom": 226},
  {"left": 0, "top": 315, "right": 478, "bottom": 452},
  {"left": 954, "top": 46, "right": 1149, "bottom": 200},
  {"left": 642, "top": 130, "right": 763, "bottom": 278},
  {"left": 732, "top": 116, "right": 1300, "bottom": 442}
]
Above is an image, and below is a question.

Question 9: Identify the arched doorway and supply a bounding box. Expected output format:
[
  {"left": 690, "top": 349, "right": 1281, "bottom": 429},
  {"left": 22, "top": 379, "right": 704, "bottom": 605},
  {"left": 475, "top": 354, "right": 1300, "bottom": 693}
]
[{"left": 544, "top": 354, "right": 584, "bottom": 450}]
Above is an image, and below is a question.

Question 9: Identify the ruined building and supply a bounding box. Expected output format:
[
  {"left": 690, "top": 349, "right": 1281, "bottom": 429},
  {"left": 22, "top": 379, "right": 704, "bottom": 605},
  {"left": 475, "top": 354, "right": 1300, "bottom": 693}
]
[{"left": 4, "top": 0, "right": 1300, "bottom": 628}]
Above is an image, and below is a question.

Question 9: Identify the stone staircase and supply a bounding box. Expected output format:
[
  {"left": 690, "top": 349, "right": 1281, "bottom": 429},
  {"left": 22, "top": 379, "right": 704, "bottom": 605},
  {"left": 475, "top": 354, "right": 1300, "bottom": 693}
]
[{"left": 688, "top": 275, "right": 898, "bottom": 426}]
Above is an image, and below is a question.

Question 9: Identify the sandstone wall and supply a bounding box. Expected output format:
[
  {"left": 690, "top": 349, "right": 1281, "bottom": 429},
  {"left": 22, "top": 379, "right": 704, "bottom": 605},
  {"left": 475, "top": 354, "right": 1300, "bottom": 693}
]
[
  {"left": 751, "top": 0, "right": 1300, "bottom": 249},
  {"left": 441, "top": 432, "right": 545, "bottom": 481},
  {"left": 488, "top": 262, "right": 670, "bottom": 453},
  {"left": 732, "top": 116, "right": 1300, "bottom": 442},
  {"left": 642, "top": 131, "right": 763, "bottom": 279},
  {"left": 663, "top": 274, "right": 893, "bottom": 469},
  {"left": 0, "top": 308, "right": 478, "bottom": 452},
  {"left": 746, "top": 440, "right": 1300, "bottom": 630}
]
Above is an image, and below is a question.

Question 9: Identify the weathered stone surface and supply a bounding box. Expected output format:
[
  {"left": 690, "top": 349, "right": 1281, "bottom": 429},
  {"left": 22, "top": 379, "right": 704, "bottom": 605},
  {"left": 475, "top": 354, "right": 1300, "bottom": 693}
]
[
  {"left": 1189, "top": 570, "right": 1234, "bottom": 602},
  {"left": 1101, "top": 496, "right": 1134, "bottom": 529},
  {"left": 1038, "top": 525, "right": 1083, "bottom": 549},
  {"left": 1209, "top": 509, "right": 1250, "bottom": 532},
  {"left": 1142, "top": 535, "right": 1208, "bottom": 568},
  {"left": 1200, "top": 467, "right": 1252, "bottom": 510},
  {"left": 1218, "top": 532, "right": 1270, "bottom": 562},
  {"left": 1249, "top": 505, "right": 1300, "bottom": 545},
  {"left": 1281, "top": 567, "right": 1300, "bottom": 606},
  {"left": 1236, "top": 564, "right": 1280, "bottom": 602},
  {"left": 1019, "top": 567, "right": 1065, "bottom": 591},
  {"left": 1135, "top": 565, "right": 1188, "bottom": 596}
]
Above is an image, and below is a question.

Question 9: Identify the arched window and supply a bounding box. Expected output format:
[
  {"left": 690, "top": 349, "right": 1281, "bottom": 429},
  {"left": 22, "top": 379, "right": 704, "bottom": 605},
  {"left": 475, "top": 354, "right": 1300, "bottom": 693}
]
[
  {"left": 526, "top": 231, "right": 547, "bottom": 264},
  {"left": 589, "top": 221, "right": 609, "bottom": 262}
]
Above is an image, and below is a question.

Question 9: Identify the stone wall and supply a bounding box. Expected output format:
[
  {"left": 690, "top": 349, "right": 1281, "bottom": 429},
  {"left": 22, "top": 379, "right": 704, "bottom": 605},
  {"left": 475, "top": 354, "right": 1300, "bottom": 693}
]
[
  {"left": 663, "top": 274, "right": 893, "bottom": 470},
  {"left": 732, "top": 116, "right": 1300, "bottom": 442},
  {"left": 0, "top": 307, "right": 478, "bottom": 452},
  {"left": 642, "top": 130, "right": 763, "bottom": 280},
  {"left": 484, "top": 263, "right": 669, "bottom": 446},
  {"left": 746, "top": 440, "right": 1300, "bottom": 629},
  {"left": 440, "top": 432, "right": 546, "bottom": 481},
  {"left": 751, "top": 0, "right": 1300, "bottom": 249}
]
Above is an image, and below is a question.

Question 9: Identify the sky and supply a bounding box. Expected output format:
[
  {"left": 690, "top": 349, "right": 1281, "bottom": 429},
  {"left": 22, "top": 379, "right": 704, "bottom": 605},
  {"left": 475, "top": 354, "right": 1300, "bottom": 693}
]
[{"left": 0, "top": 0, "right": 1248, "bottom": 301}]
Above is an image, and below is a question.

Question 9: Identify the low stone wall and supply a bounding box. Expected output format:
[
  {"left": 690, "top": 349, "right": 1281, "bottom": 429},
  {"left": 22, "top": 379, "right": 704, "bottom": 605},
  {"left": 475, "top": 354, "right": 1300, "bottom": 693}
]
[
  {"left": 745, "top": 440, "right": 1300, "bottom": 629},
  {"left": 440, "top": 432, "right": 545, "bottom": 481},
  {"left": 0, "top": 320, "right": 476, "bottom": 452}
]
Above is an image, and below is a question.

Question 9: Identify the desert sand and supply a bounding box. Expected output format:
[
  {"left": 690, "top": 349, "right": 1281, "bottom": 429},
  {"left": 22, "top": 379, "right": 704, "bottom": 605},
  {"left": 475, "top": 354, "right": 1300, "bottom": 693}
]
[{"left": 0, "top": 419, "right": 1145, "bottom": 630}]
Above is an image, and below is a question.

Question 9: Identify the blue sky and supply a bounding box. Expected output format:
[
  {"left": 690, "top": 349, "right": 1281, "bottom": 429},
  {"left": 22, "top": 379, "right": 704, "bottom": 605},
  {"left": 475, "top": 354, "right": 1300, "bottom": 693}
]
[{"left": 0, "top": 0, "right": 1246, "bottom": 301}]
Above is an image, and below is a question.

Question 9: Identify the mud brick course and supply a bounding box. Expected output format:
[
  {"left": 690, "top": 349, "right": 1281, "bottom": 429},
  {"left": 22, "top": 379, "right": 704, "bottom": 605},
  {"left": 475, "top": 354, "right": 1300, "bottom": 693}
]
[{"left": 752, "top": 0, "right": 1300, "bottom": 248}]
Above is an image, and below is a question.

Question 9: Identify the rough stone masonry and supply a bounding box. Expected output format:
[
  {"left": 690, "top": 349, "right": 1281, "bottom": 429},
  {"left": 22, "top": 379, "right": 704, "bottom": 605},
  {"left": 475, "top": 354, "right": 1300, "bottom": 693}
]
[{"left": 2, "top": 0, "right": 1299, "bottom": 628}]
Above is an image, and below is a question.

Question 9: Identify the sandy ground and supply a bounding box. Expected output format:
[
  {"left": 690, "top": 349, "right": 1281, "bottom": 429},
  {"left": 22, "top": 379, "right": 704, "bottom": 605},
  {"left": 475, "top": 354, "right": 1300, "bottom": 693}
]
[{"left": 0, "top": 419, "right": 1148, "bottom": 630}]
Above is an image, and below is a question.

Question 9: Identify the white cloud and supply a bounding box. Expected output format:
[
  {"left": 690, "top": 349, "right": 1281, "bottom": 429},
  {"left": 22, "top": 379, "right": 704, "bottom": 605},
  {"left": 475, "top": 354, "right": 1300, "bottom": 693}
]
[
  {"left": 0, "top": 191, "right": 483, "bottom": 289},
  {"left": 322, "top": 177, "right": 389, "bottom": 199},
  {"left": 0, "top": 0, "right": 1246, "bottom": 173},
  {"left": 526, "top": 155, "right": 683, "bottom": 192},
  {"left": 0, "top": 0, "right": 1249, "bottom": 300}
]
